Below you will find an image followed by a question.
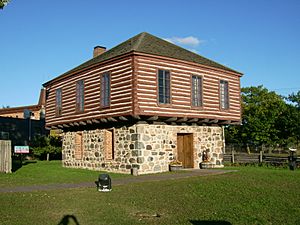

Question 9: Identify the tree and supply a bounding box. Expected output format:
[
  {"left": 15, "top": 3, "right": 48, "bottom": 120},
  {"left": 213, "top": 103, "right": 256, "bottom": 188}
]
[
  {"left": 225, "top": 85, "right": 288, "bottom": 147},
  {"left": 31, "top": 135, "right": 62, "bottom": 160},
  {"left": 0, "top": 0, "right": 10, "bottom": 9},
  {"left": 284, "top": 91, "right": 300, "bottom": 146},
  {"left": 288, "top": 91, "right": 300, "bottom": 108}
]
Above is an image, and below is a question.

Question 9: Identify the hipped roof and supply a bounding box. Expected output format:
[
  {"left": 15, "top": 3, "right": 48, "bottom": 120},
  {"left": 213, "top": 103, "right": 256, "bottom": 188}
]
[{"left": 44, "top": 32, "right": 242, "bottom": 86}]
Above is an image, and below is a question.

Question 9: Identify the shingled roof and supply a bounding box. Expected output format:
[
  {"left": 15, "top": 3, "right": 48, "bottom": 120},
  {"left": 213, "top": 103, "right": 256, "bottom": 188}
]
[{"left": 44, "top": 32, "right": 241, "bottom": 85}]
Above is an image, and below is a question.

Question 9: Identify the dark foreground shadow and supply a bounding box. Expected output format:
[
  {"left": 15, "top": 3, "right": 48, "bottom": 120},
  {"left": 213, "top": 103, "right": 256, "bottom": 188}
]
[
  {"left": 190, "top": 220, "right": 232, "bottom": 225},
  {"left": 57, "top": 215, "right": 80, "bottom": 225},
  {"left": 12, "top": 159, "right": 37, "bottom": 172}
]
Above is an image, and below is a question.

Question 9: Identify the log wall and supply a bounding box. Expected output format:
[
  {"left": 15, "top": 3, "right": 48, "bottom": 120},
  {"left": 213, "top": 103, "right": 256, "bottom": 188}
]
[
  {"left": 134, "top": 54, "right": 241, "bottom": 121},
  {"left": 45, "top": 52, "right": 242, "bottom": 127},
  {"left": 45, "top": 56, "right": 134, "bottom": 127}
]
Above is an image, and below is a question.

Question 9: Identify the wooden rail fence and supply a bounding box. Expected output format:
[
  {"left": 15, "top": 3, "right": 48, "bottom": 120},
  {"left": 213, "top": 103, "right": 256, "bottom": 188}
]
[
  {"left": 223, "top": 151, "right": 299, "bottom": 166},
  {"left": 0, "top": 140, "right": 11, "bottom": 173}
]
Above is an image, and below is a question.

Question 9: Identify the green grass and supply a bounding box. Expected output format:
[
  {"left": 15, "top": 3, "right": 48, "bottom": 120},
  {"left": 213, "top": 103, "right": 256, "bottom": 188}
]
[
  {"left": 0, "top": 162, "right": 300, "bottom": 225},
  {"left": 0, "top": 160, "right": 128, "bottom": 187}
]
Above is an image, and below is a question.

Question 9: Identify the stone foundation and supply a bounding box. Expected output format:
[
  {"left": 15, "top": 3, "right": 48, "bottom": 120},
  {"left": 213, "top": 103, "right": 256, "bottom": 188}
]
[{"left": 62, "top": 124, "right": 225, "bottom": 174}]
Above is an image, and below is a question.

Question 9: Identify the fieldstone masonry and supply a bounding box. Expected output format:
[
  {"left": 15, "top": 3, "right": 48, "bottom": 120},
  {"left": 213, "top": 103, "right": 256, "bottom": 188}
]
[{"left": 62, "top": 124, "right": 225, "bottom": 174}]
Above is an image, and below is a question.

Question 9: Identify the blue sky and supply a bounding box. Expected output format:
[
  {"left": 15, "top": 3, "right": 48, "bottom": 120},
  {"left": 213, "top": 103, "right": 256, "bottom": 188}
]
[{"left": 0, "top": 0, "right": 299, "bottom": 107}]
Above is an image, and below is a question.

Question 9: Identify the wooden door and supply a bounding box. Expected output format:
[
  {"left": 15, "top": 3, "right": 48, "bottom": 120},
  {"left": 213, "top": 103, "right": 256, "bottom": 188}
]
[{"left": 177, "top": 134, "right": 193, "bottom": 168}]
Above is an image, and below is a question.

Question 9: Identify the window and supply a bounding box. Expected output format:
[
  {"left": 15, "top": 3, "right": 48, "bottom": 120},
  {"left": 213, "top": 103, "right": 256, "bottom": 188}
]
[
  {"left": 191, "top": 75, "right": 203, "bottom": 107},
  {"left": 158, "top": 70, "right": 171, "bottom": 104},
  {"left": 55, "top": 88, "right": 62, "bottom": 116},
  {"left": 220, "top": 80, "right": 229, "bottom": 109},
  {"left": 101, "top": 72, "right": 110, "bottom": 107},
  {"left": 76, "top": 80, "right": 84, "bottom": 112}
]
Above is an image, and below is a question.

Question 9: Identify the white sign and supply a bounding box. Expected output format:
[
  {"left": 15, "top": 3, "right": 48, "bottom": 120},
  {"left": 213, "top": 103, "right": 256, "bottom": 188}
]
[{"left": 14, "top": 146, "right": 30, "bottom": 154}]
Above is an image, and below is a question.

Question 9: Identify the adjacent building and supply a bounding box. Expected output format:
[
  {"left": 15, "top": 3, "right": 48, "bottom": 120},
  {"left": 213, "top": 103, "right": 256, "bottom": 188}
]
[
  {"left": 0, "top": 88, "right": 46, "bottom": 120},
  {"left": 43, "top": 32, "right": 243, "bottom": 174},
  {"left": 0, "top": 88, "right": 47, "bottom": 146}
]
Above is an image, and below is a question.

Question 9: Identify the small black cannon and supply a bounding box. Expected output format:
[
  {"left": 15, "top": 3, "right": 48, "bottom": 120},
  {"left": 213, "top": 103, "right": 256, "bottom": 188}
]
[{"left": 96, "top": 174, "right": 112, "bottom": 192}]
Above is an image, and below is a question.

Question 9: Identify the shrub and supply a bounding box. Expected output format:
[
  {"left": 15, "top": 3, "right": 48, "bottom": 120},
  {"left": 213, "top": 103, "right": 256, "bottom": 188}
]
[{"left": 31, "top": 135, "right": 62, "bottom": 160}]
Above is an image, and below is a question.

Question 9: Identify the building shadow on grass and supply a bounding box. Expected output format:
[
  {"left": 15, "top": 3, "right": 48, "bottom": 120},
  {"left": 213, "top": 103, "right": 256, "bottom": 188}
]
[
  {"left": 12, "top": 158, "right": 37, "bottom": 172},
  {"left": 190, "top": 220, "right": 232, "bottom": 225},
  {"left": 57, "top": 215, "right": 80, "bottom": 225}
]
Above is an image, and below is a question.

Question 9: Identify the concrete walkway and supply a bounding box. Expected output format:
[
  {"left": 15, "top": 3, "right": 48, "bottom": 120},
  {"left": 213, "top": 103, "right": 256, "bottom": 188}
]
[{"left": 0, "top": 169, "right": 236, "bottom": 193}]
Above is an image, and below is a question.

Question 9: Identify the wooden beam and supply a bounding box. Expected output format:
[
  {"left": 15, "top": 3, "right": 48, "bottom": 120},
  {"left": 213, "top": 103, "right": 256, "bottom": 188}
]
[
  {"left": 132, "top": 115, "right": 141, "bottom": 120},
  {"left": 137, "top": 121, "right": 148, "bottom": 124},
  {"left": 198, "top": 118, "right": 209, "bottom": 123},
  {"left": 209, "top": 119, "right": 219, "bottom": 124},
  {"left": 219, "top": 120, "right": 231, "bottom": 125},
  {"left": 63, "top": 124, "right": 70, "bottom": 128},
  {"left": 51, "top": 126, "right": 57, "bottom": 129},
  {"left": 147, "top": 116, "right": 158, "bottom": 121},
  {"left": 69, "top": 123, "right": 74, "bottom": 127},
  {"left": 92, "top": 119, "right": 100, "bottom": 123},
  {"left": 100, "top": 118, "right": 107, "bottom": 123},
  {"left": 79, "top": 121, "right": 86, "bottom": 126},
  {"left": 230, "top": 121, "right": 242, "bottom": 125},
  {"left": 86, "top": 120, "right": 93, "bottom": 124},
  {"left": 107, "top": 117, "right": 117, "bottom": 122},
  {"left": 57, "top": 125, "right": 63, "bottom": 129},
  {"left": 177, "top": 117, "right": 188, "bottom": 122},
  {"left": 188, "top": 118, "right": 199, "bottom": 122},
  {"left": 73, "top": 122, "right": 79, "bottom": 126},
  {"left": 165, "top": 117, "right": 177, "bottom": 122},
  {"left": 119, "top": 116, "right": 128, "bottom": 121},
  {"left": 153, "top": 121, "right": 167, "bottom": 125}
]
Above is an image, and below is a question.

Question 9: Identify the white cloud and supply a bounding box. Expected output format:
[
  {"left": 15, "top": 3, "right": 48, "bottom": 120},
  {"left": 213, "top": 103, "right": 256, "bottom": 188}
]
[{"left": 164, "top": 36, "right": 204, "bottom": 47}]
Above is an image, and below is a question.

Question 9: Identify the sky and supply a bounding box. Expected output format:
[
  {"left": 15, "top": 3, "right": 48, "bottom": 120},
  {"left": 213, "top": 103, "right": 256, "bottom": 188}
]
[{"left": 0, "top": 0, "right": 299, "bottom": 107}]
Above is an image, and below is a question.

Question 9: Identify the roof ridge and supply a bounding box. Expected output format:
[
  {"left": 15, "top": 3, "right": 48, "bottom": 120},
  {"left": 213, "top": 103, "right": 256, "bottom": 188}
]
[{"left": 132, "top": 32, "right": 146, "bottom": 50}]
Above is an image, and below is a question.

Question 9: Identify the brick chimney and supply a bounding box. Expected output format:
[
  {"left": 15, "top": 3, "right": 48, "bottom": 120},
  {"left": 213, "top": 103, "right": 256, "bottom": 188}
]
[
  {"left": 38, "top": 87, "right": 46, "bottom": 106},
  {"left": 93, "top": 46, "right": 106, "bottom": 58}
]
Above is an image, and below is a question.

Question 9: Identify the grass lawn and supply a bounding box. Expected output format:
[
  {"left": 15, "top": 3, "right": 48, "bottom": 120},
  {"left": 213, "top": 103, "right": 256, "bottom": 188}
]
[
  {"left": 0, "top": 161, "right": 300, "bottom": 225},
  {"left": 0, "top": 160, "right": 128, "bottom": 187}
]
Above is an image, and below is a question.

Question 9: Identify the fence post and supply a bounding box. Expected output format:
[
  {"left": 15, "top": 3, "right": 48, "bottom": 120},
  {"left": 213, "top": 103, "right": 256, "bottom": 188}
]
[
  {"left": 259, "top": 151, "right": 263, "bottom": 163},
  {"left": 231, "top": 150, "right": 235, "bottom": 164}
]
